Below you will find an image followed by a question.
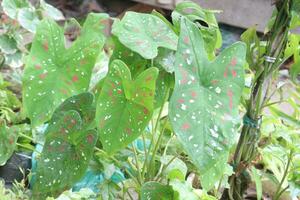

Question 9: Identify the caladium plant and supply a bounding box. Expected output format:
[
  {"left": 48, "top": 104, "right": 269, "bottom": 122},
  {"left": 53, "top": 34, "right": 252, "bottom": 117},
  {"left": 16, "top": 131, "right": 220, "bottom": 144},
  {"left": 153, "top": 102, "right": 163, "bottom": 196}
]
[
  {"left": 169, "top": 18, "right": 246, "bottom": 190},
  {"left": 33, "top": 93, "right": 98, "bottom": 199},
  {"left": 10, "top": 1, "right": 299, "bottom": 199},
  {"left": 22, "top": 13, "right": 108, "bottom": 127},
  {"left": 96, "top": 60, "right": 158, "bottom": 154}
]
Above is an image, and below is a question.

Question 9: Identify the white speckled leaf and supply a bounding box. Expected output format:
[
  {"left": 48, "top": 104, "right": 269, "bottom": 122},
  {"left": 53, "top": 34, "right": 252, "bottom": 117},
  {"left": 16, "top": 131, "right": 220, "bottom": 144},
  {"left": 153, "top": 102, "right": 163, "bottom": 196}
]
[
  {"left": 96, "top": 60, "right": 158, "bottom": 154},
  {"left": 22, "top": 13, "right": 108, "bottom": 127},
  {"left": 112, "top": 11, "right": 178, "bottom": 59},
  {"left": 169, "top": 18, "right": 245, "bottom": 190},
  {"left": 33, "top": 93, "right": 97, "bottom": 199},
  {"left": 1, "top": 0, "right": 29, "bottom": 19}
]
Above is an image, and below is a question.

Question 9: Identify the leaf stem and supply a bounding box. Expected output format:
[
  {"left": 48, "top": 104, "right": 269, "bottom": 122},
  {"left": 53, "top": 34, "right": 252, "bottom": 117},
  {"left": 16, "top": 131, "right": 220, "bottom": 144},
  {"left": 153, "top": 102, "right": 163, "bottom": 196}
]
[
  {"left": 18, "top": 132, "right": 35, "bottom": 142},
  {"left": 155, "top": 155, "right": 177, "bottom": 182},
  {"left": 131, "top": 144, "right": 143, "bottom": 184},
  {"left": 94, "top": 147, "right": 140, "bottom": 186},
  {"left": 16, "top": 143, "right": 38, "bottom": 153},
  {"left": 274, "top": 150, "right": 293, "bottom": 200},
  {"left": 146, "top": 87, "right": 169, "bottom": 179},
  {"left": 149, "top": 117, "right": 168, "bottom": 179}
]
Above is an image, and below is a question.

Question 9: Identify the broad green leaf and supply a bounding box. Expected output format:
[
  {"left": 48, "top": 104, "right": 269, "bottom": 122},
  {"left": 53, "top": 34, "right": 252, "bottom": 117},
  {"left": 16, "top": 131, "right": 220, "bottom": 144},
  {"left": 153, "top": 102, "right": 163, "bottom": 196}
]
[
  {"left": 170, "top": 180, "right": 200, "bottom": 200},
  {"left": 112, "top": 11, "right": 178, "bottom": 59},
  {"left": 40, "top": 0, "right": 64, "bottom": 21},
  {"left": 110, "top": 39, "right": 174, "bottom": 108},
  {"left": 23, "top": 13, "right": 108, "bottom": 127},
  {"left": 141, "top": 182, "right": 174, "bottom": 200},
  {"left": 172, "top": 1, "right": 222, "bottom": 59},
  {"left": 1, "top": 0, "right": 29, "bottom": 19},
  {"left": 33, "top": 94, "right": 98, "bottom": 199},
  {"left": 0, "top": 34, "right": 18, "bottom": 54},
  {"left": 0, "top": 123, "right": 18, "bottom": 166},
  {"left": 169, "top": 18, "right": 246, "bottom": 190},
  {"left": 17, "top": 7, "right": 40, "bottom": 33},
  {"left": 96, "top": 60, "right": 158, "bottom": 154},
  {"left": 161, "top": 155, "right": 187, "bottom": 181}
]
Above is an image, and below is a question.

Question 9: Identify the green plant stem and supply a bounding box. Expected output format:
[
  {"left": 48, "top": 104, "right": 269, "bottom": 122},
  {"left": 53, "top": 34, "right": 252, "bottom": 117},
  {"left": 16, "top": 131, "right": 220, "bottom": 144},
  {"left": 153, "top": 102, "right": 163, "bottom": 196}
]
[
  {"left": 94, "top": 147, "right": 140, "bottom": 186},
  {"left": 141, "top": 118, "right": 155, "bottom": 180},
  {"left": 127, "top": 190, "right": 134, "bottom": 200},
  {"left": 275, "top": 185, "right": 289, "bottom": 200},
  {"left": 155, "top": 155, "right": 177, "bottom": 182},
  {"left": 148, "top": 117, "right": 168, "bottom": 180},
  {"left": 153, "top": 134, "right": 174, "bottom": 180},
  {"left": 274, "top": 151, "right": 293, "bottom": 200},
  {"left": 120, "top": 182, "right": 134, "bottom": 200},
  {"left": 223, "top": 1, "right": 293, "bottom": 199},
  {"left": 141, "top": 133, "right": 148, "bottom": 157},
  {"left": 141, "top": 133, "right": 148, "bottom": 179},
  {"left": 18, "top": 132, "right": 35, "bottom": 142},
  {"left": 215, "top": 175, "right": 224, "bottom": 197},
  {"left": 146, "top": 88, "right": 169, "bottom": 180},
  {"left": 131, "top": 144, "right": 143, "bottom": 184},
  {"left": 16, "top": 143, "right": 37, "bottom": 153},
  {"left": 263, "top": 100, "right": 285, "bottom": 108}
]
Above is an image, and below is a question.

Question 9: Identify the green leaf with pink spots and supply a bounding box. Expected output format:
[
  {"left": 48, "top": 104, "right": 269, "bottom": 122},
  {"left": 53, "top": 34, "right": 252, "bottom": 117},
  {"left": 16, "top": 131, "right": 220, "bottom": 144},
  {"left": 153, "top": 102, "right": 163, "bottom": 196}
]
[
  {"left": 22, "top": 13, "right": 108, "bottom": 127},
  {"left": 96, "top": 60, "right": 158, "bottom": 154},
  {"left": 112, "top": 11, "right": 178, "bottom": 59},
  {"left": 33, "top": 94, "right": 98, "bottom": 199},
  {"left": 50, "top": 92, "right": 95, "bottom": 131},
  {"left": 169, "top": 18, "right": 246, "bottom": 190},
  {"left": 0, "top": 123, "right": 19, "bottom": 166}
]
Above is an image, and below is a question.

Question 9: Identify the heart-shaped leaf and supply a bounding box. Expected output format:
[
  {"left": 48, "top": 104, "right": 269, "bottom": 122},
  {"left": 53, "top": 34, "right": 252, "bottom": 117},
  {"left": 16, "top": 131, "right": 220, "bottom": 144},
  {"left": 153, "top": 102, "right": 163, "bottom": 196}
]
[
  {"left": 161, "top": 155, "right": 187, "bottom": 181},
  {"left": 40, "top": 0, "right": 64, "bottom": 21},
  {"left": 0, "top": 123, "right": 18, "bottom": 166},
  {"left": 17, "top": 7, "right": 40, "bottom": 33},
  {"left": 169, "top": 18, "right": 246, "bottom": 190},
  {"left": 141, "top": 182, "right": 174, "bottom": 200},
  {"left": 96, "top": 60, "right": 158, "bottom": 154},
  {"left": 33, "top": 94, "right": 98, "bottom": 199},
  {"left": 172, "top": 1, "right": 222, "bottom": 59},
  {"left": 112, "top": 12, "right": 178, "bottom": 59},
  {"left": 1, "top": 0, "right": 30, "bottom": 19},
  {"left": 170, "top": 180, "right": 200, "bottom": 200},
  {"left": 22, "top": 13, "right": 108, "bottom": 127}
]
